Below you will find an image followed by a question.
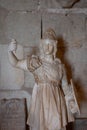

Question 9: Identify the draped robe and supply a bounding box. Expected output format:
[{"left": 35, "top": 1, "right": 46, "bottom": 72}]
[{"left": 27, "top": 56, "right": 74, "bottom": 130}]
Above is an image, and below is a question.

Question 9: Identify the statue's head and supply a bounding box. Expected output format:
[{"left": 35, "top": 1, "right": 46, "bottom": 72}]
[
  {"left": 40, "top": 28, "right": 57, "bottom": 58},
  {"left": 43, "top": 28, "right": 57, "bottom": 40}
]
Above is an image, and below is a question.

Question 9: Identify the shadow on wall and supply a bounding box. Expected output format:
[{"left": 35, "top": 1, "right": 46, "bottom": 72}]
[
  {"left": 56, "top": 36, "right": 72, "bottom": 82},
  {"left": 56, "top": 36, "right": 86, "bottom": 116}
]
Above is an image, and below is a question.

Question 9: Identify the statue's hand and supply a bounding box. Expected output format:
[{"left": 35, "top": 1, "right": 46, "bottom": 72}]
[
  {"left": 69, "top": 100, "right": 77, "bottom": 114},
  {"left": 65, "top": 89, "right": 80, "bottom": 114},
  {"left": 8, "top": 39, "right": 17, "bottom": 52}
]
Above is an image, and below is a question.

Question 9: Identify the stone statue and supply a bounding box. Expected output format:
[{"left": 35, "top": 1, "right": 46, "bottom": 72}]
[{"left": 8, "top": 29, "right": 80, "bottom": 130}]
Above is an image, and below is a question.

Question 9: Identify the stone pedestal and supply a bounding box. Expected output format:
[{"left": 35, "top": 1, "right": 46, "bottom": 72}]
[{"left": 0, "top": 98, "right": 26, "bottom": 130}]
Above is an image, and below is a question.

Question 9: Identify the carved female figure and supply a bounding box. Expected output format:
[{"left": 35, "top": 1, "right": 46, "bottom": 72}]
[{"left": 8, "top": 29, "right": 79, "bottom": 130}]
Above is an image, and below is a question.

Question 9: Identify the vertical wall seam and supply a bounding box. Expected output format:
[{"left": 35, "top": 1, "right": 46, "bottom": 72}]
[{"left": 41, "top": 14, "right": 43, "bottom": 39}]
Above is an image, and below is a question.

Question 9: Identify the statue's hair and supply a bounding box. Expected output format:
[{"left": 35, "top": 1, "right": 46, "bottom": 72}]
[{"left": 43, "top": 28, "right": 57, "bottom": 40}]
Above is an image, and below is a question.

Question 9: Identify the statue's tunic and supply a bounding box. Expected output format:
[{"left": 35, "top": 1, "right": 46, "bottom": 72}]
[{"left": 27, "top": 56, "right": 74, "bottom": 130}]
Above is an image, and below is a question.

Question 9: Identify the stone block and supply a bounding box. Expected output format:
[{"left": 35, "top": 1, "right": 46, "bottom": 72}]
[
  {"left": 65, "top": 46, "right": 87, "bottom": 84},
  {"left": 0, "top": 0, "right": 39, "bottom": 11},
  {"left": 0, "top": 5, "right": 9, "bottom": 44},
  {"left": 0, "top": 98, "right": 26, "bottom": 130},
  {"left": 5, "top": 12, "right": 41, "bottom": 46},
  {"left": 40, "top": 0, "right": 61, "bottom": 9},
  {"left": 0, "top": 44, "right": 24, "bottom": 90},
  {"left": 40, "top": 0, "right": 80, "bottom": 9},
  {"left": 24, "top": 71, "right": 35, "bottom": 88}
]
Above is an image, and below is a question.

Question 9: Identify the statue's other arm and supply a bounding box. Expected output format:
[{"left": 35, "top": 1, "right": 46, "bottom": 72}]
[
  {"left": 61, "top": 64, "right": 80, "bottom": 114},
  {"left": 61, "top": 64, "right": 70, "bottom": 96}
]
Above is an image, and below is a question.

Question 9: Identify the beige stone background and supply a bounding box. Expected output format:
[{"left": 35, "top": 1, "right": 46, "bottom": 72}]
[{"left": 0, "top": 0, "right": 87, "bottom": 129}]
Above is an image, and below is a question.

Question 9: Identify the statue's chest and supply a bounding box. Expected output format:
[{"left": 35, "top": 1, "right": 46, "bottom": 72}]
[{"left": 34, "top": 61, "right": 62, "bottom": 82}]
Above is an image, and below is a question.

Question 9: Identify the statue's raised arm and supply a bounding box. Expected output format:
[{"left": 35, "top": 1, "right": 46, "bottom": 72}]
[
  {"left": 8, "top": 39, "right": 42, "bottom": 71},
  {"left": 8, "top": 39, "right": 28, "bottom": 70}
]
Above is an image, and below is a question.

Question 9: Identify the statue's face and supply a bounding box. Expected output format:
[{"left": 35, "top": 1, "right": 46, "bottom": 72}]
[{"left": 42, "top": 39, "right": 55, "bottom": 55}]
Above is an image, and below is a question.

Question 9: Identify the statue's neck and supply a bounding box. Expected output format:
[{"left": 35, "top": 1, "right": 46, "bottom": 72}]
[{"left": 44, "top": 55, "right": 54, "bottom": 63}]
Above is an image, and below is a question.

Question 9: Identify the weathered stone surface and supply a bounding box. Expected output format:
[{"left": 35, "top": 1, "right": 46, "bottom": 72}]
[
  {"left": 5, "top": 12, "right": 41, "bottom": 46},
  {"left": 0, "top": 7, "right": 41, "bottom": 46},
  {"left": 0, "top": 5, "right": 9, "bottom": 44},
  {"left": 40, "top": 0, "right": 80, "bottom": 9},
  {"left": 24, "top": 71, "right": 35, "bottom": 88},
  {"left": 0, "top": 44, "right": 24, "bottom": 90},
  {"left": 0, "top": 0, "right": 39, "bottom": 11},
  {"left": 65, "top": 46, "right": 87, "bottom": 85},
  {"left": 0, "top": 98, "right": 26, "bottom": 130},
  {"left": 24, "top": 46, "right": 39, "bottom": 57},
  {"left": 40, "top": 0, "right": 61, "bottom": 9}
]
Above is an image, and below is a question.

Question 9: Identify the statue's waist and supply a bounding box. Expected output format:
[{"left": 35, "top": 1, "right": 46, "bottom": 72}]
[
  {"left": 35, "top": 79, "right": 61, "bottom": 86},
  {"left": 34, "top": 73, "right": 61, "bottom": 86}
]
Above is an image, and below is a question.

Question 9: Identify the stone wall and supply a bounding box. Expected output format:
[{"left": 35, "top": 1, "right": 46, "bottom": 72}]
[{"left": 0, "top": 0, "right": 87, "bottom": 129}]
